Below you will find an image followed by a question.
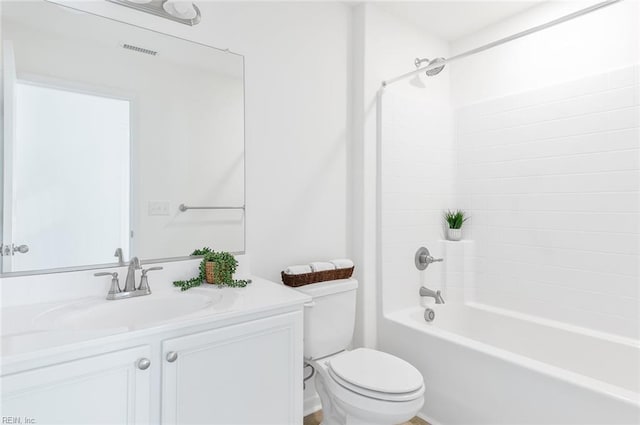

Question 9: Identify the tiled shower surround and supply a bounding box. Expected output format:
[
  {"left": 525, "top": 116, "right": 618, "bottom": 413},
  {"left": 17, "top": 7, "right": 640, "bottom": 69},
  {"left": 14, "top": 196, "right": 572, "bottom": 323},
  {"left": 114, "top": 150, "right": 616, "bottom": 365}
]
[
  {"left": 380, "top": 91, "right": 455, "bottom": 314},
  {"left": 457, "top": 65, "right": 639, "bottom": 338},
  {"left": 381, "top": 65, "right": 639, "bottom": 339}
]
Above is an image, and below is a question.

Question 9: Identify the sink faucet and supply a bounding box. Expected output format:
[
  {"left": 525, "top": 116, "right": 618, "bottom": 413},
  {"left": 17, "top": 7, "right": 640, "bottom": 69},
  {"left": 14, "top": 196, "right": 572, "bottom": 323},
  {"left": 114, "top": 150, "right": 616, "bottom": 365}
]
[
  {"left": 124, "top": 257, "right": 141, "bottom": 292},
  {"left": 94, "top": 260, "right": 163, "bottom": 300},
  {"left": 420, "top": 286, "right": 445, "bottom": 304}
]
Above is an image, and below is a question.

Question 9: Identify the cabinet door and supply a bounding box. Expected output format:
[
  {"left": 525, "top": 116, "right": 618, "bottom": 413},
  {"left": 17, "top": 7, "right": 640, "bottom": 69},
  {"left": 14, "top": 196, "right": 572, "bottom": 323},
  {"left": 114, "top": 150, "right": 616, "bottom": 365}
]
[
  {"left": 1, "top": 345, "right": 151, "bottom": 425},
  {"left": 162, "top": 311, "right": 303, "bottom": 425}
]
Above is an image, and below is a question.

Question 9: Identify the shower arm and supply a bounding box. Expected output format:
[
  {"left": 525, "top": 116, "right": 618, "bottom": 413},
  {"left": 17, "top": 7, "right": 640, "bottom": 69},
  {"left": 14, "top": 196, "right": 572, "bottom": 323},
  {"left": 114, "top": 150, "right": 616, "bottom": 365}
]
[{"left": 381, "top": 0, "right": 622, "bottom": 87}]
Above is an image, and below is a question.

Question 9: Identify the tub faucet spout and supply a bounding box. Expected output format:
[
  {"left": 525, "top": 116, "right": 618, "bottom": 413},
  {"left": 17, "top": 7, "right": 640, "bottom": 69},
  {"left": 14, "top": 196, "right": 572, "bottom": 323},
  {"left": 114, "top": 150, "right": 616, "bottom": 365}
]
[{"left": 420, "top": 286, "right": 445, "bottom": 304}]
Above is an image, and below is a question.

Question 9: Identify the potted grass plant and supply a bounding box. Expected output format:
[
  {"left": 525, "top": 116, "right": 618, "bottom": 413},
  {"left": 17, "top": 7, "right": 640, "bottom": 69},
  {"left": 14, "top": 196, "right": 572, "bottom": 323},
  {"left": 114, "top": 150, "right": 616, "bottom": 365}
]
[{"left": 444, "top": 209, "right": 468, "bottom": 241}]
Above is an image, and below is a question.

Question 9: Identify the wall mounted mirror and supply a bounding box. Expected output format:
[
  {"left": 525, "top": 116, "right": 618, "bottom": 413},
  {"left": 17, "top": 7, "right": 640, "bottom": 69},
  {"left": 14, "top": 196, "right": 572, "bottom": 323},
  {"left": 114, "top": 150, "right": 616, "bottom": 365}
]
[{"left": 1, "top": 1, "right": 245, "bottom": 276}]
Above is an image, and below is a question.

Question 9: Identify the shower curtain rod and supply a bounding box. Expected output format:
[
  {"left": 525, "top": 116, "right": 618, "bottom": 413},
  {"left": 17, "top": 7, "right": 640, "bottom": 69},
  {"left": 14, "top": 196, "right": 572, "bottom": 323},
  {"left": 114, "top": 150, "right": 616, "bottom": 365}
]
[{"left": 381, "top": 0, "right": 623, "bottom": 87}]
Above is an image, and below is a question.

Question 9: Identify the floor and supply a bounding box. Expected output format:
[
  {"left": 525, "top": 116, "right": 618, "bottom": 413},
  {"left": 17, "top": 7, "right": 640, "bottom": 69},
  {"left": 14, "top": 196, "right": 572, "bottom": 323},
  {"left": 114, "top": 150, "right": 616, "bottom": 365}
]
[{"left": 303, "top": 411, "right": 430, "bottom": 425}]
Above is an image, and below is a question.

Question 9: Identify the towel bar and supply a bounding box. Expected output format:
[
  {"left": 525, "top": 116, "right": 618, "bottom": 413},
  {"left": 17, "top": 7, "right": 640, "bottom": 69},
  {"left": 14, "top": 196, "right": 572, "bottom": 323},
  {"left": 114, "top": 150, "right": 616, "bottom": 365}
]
[{"left": 178, "top": 204, "right": 245, "bottom": 212}]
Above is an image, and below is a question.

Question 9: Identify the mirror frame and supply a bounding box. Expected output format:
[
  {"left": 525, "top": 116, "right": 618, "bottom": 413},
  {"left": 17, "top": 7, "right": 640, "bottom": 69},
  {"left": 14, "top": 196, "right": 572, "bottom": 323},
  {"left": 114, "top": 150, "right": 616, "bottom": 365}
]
[{"left": 0, "top": 1, "right": 246, "bottom": 278}]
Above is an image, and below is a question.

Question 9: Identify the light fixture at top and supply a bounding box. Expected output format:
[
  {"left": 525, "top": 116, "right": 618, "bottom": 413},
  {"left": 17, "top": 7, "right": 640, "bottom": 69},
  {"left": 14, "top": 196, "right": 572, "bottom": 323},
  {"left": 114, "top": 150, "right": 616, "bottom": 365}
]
[
  {"left": 107, "top": 0, "right": 201, "bottom": 26},
  {"left": 163, "top": 1, "right": 197, "bottom": 20}
]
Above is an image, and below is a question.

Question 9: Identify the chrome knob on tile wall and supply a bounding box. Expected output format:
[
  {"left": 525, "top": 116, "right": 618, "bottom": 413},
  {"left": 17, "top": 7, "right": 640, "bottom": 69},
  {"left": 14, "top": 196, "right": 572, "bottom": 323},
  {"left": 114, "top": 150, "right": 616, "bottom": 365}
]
[
  {"left": 137, "top": 358, "right": 151, "bottom": 370},
  {"left": 166, "top": 351, "right": 178, "bottom": 363},
  {"left": 415, "top": 246, "right": 443, "bottom": 271}
]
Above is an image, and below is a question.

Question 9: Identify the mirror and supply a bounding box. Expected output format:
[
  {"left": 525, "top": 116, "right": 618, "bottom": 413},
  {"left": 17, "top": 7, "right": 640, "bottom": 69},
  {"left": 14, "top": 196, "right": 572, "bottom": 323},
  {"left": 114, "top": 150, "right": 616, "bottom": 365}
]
[{"left": 1, "top": 1, "right": 245, "bottom": 275}]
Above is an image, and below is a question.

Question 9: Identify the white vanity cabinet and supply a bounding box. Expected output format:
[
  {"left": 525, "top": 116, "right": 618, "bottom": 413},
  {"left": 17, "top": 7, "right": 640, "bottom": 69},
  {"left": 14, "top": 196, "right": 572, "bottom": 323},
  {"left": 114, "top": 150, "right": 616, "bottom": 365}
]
[
  {"left": 1, "top": 345, "right": 152, "bottom": 424},
  {"left": 1, "top": 274, "right": 309, "bottom": 425},
  {"left": 1, "top": 309, "right": 304, "bottom": 425},
  {"left": 161, "top": 311, "right": 302, "bottom": 425}
]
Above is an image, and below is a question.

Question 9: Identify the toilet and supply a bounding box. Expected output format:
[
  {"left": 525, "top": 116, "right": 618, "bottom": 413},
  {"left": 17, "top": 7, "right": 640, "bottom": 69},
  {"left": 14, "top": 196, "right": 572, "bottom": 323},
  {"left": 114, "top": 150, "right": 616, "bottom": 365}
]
[{"left": 297, "top": 279, "right": 424, "bottom": 425}]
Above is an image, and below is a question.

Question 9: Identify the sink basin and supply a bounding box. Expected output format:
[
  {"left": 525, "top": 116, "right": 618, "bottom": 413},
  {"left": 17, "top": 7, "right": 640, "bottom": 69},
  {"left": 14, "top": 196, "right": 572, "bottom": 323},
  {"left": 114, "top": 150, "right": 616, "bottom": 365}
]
[{"left": 33, "top": 292, "right": 221, "bottom": 331}]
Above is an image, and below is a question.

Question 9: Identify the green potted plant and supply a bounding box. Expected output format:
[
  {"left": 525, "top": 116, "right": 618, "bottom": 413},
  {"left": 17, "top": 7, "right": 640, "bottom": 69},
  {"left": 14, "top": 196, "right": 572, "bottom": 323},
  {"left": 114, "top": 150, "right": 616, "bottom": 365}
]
[
  {"left": 173, "top": 247, "right": 249, "bottom": 291},
  {"left": 203, "top": 251, "right": 239, "bottom": 284},
  {"left": 444, "top": 209, "right": 468, "bottom": 241}
]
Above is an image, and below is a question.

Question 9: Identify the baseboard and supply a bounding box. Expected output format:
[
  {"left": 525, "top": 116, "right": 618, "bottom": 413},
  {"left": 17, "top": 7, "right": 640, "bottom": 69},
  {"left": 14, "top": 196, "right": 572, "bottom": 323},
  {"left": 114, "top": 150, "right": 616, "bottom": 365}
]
[
  {"left": 303, "top": 394, "right": 321, "bottom": 417},
  {"left": 305, "top": 395, "right": 434, "bottom": 423},
  {"left": 417, "top": 411, "right": 442, "bottom": 425}
]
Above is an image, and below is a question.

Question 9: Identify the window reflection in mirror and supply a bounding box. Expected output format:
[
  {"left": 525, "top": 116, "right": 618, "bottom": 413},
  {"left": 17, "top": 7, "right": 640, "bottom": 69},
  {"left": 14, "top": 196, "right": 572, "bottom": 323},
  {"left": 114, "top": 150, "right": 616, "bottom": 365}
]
[{"left": 12, "top": 82, "right": 131, "bottom": 272}]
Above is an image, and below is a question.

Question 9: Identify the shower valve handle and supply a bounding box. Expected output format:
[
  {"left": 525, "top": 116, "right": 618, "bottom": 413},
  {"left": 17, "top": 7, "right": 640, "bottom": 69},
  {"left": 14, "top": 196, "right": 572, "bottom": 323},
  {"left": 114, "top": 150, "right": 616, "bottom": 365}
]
[{"left": 415, "top": 247, "right": 443, "bottom": 271}]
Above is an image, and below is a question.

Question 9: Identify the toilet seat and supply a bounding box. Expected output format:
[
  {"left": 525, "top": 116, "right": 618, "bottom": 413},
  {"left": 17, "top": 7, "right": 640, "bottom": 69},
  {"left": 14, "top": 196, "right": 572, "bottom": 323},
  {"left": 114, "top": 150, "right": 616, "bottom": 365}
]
[
  {"left": 327, "top": 367, "right": 425, "bottom": 402},
  {"left": 326, "top": 348, "right": 425, "bottom": 402},
  {"left": 309, "top": 348, "right": 425, "bottom": 425}
]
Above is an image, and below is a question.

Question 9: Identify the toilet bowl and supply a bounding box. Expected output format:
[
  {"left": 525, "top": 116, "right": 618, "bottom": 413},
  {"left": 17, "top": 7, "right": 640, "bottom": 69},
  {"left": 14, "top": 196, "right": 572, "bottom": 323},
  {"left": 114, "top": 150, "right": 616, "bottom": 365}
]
[
  {"left": 295, "top": 279, "right": 425, "bottom": 425},
  {"left": 309, "top": 348, "right": 425, "bottom": 425}
]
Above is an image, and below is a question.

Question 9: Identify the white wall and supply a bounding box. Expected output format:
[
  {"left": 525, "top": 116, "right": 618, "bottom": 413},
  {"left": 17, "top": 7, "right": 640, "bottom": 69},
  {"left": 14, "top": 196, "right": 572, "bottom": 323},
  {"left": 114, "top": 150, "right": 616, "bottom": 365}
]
[
  {"left": 452, "top": 1, "right": 639, "bottom": 338},
  {"left": 451, "top": 0, "right": 640, "bottom": 106},
  {"left": 44, "top": 1, "right": 350, "bottom": 283},
  {"left": 380, "top": 88, "right": 455, "bottom": 314},
  {"left": 353, "top": 4, "right": 453, "bottom": 334}
]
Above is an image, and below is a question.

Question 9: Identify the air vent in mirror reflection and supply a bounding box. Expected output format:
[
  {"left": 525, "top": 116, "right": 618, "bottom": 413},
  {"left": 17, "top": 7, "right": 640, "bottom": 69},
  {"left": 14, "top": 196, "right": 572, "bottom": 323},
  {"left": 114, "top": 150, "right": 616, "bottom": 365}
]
[{"left": 121, "top": 43, "right": 158, "bottom": 56}]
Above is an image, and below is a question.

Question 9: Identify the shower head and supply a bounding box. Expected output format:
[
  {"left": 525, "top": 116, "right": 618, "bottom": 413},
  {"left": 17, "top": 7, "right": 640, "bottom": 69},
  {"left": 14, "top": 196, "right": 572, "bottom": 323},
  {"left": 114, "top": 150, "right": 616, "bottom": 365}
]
[
  {"left": 414, "top": 57, "right": 446, "bottom": 77},
  {"left": 425, "top": 57, "right": 446, "bottom": 76}
]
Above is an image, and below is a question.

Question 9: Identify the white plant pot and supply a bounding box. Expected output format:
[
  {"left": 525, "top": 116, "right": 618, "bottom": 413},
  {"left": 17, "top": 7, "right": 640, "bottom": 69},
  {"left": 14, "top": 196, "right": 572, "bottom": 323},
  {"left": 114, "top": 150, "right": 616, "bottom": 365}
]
[{"left": 447, "top": 228, "right": 462, "bottom": 241}]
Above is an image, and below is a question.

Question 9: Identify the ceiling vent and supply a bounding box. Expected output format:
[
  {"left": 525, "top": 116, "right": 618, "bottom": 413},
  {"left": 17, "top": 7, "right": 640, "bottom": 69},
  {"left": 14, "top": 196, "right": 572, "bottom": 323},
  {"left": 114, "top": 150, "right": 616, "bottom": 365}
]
[{"left": 121, "top": 43, "right": 158, "bottom": 56}]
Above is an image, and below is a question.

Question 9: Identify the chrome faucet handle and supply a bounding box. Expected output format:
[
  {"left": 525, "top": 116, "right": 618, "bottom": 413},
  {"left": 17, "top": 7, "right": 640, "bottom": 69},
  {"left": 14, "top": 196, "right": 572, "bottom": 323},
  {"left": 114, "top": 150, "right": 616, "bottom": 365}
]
[
  {"left": 95, "top": 271, "right": 121, "bottom": 298},
  {"left": 94, "top": 271, "right": 118, "bottom": 277},
  {"left": 415, "top": 246, "right": 444, "bottom": 270},
  {"left": 142, "top": 266, "right": 163, "bottom": 275},
  {"left": 138, "top": 266, "right": 163, "bottom": 293}
]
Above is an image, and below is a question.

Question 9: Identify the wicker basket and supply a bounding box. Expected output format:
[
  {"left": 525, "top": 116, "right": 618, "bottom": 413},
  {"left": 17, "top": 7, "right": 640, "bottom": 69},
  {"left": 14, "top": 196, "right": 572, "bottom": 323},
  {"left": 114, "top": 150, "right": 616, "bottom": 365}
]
[
  {"left": 281, "top": 267, "right": 354, "bottom": 288},
  {"left": 205, "top": 261, "right": 216, "bottom": 284}
]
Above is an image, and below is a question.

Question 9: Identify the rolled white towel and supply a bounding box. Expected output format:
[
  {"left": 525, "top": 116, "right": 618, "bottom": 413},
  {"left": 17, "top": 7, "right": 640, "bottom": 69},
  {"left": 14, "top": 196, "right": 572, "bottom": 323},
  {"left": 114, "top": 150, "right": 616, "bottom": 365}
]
[
  {"left": 284, "top": 265, "right": 312, "bottom": 275},
  {"left": 330, "top": 258, "right": 354, "bottom": 269},
  {"left": 309, "top": 262, "right": 335, "bottom": 272}
]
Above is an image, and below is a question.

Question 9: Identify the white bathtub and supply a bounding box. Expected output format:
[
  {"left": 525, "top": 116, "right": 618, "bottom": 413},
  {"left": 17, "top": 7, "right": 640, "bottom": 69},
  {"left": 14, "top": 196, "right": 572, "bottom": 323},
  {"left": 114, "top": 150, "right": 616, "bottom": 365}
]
[{"left": 379, "top": 302, "right": 640, "bottom": 425}]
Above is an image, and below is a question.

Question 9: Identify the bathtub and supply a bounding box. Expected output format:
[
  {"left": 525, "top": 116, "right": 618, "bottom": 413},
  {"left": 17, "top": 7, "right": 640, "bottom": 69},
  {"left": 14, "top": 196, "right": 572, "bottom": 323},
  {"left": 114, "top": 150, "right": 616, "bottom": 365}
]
[{"left": 379, "top": 302, "right": 640, "bottom": 425}]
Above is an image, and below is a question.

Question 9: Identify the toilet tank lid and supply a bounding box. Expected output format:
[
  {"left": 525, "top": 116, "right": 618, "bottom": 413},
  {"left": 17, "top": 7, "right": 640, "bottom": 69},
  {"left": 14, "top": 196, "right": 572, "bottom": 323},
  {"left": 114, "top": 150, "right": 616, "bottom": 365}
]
[{"left": 295, "top": 279, "right": 358, "bottom": 297}]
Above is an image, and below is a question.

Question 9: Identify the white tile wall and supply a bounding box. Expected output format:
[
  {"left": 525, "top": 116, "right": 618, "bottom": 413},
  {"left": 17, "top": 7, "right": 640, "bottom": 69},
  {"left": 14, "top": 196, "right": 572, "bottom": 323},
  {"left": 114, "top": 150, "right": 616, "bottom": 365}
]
[
  {"left": 456, "top": 65, "right": 640, "bottom": 339},
  {"left": 380, "top": 90, "right": 454, "bottom": 313}
]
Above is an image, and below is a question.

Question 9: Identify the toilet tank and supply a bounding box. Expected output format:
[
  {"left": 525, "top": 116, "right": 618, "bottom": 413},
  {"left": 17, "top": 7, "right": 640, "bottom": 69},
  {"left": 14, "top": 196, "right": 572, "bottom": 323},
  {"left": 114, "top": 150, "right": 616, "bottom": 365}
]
[{"left": 295, "top": 279, "right": 358, "bottom": 360}]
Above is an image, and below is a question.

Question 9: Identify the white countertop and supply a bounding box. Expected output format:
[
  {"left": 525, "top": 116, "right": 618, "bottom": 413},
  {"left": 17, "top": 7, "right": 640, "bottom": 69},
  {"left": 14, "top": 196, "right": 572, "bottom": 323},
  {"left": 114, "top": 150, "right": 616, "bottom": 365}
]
[{"left": 1, "top": 276, "right": 310, "bottom": 366}]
